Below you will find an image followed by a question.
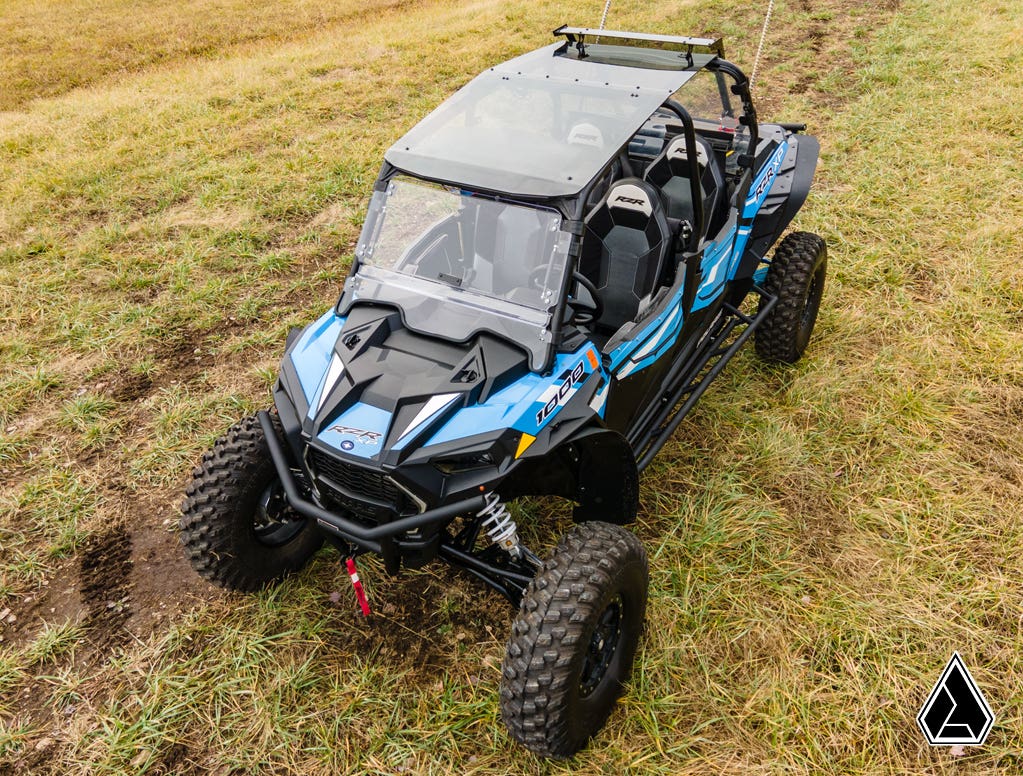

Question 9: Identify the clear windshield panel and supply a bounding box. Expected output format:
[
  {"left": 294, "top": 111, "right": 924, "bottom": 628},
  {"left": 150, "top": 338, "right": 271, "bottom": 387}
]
[{"left": 344, "top": 178, "right": 572, "bottom": 371}]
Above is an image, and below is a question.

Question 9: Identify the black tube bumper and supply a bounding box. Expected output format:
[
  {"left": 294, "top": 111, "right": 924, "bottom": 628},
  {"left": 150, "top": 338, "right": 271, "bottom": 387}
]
[{"left": 257, "top": 411, "right": 486, "bottom": 551}]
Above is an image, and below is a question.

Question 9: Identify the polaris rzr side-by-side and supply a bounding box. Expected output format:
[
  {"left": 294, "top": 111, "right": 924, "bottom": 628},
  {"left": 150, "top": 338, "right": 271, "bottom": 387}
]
[{"left": 181, "top": 26, "right": 826, "bottom": 758}]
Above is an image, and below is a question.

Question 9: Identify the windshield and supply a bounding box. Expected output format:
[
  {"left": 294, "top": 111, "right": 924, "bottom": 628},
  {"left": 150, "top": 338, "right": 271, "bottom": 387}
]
[{"left": 341, "top": 177, "right": 572, "bottom": 371}]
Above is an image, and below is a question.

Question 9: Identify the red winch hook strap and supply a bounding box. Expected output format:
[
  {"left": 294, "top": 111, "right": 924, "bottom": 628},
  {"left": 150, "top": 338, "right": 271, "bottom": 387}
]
[{"left": 346, "top": 557, "right": 371, "bottom": 617}]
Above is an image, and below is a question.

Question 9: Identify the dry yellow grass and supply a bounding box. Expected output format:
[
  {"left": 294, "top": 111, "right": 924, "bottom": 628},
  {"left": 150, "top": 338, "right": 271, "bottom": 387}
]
[{"left": 0, "top": 0, "right": 415, "bottom": 111}]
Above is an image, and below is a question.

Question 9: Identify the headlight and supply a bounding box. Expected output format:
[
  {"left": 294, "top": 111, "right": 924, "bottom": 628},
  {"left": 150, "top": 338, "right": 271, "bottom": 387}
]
[{"left": 433, "top": 452, "right": 496, "bottom": 474}]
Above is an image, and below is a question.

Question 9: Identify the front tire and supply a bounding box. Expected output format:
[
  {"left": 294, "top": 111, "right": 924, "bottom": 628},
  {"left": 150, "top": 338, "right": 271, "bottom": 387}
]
[
  {"left": 755, "top": 231, "right": 828, "bottom": 363},
  {"left": 180, "top": 414, "right": 322, "bottom": 592},
  {"left": 500, "top": 522, "right": 648, "bottom": 758}
]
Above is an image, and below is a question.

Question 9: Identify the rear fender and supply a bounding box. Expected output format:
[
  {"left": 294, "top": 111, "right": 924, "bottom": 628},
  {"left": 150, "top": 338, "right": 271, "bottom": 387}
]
[{"left": 736, "top": 131, "right": 820, "bottom": 280}]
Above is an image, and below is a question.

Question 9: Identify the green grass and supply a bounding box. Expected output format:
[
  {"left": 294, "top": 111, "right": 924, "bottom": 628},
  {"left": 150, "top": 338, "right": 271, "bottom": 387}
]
[{"left": 1, "top": 0, "right": 1022, "bottom": 772}]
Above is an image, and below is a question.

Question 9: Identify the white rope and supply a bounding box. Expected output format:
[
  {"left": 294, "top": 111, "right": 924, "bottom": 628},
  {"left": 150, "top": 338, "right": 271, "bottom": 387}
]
[
  {"left": 749, "top": 0, "right": 775, "bottom": 92},
  {"left": 598, "top": 0, "right": 612, "bottom": 31}
]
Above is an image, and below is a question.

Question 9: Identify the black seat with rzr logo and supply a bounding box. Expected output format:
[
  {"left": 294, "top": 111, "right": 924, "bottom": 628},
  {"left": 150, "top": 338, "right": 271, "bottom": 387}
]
[
  {"left": 579, "top": 178, "right": 673, "bottom": 335},
  {"left": 643, "top": 134, "right": 724, "bottom": 238}
]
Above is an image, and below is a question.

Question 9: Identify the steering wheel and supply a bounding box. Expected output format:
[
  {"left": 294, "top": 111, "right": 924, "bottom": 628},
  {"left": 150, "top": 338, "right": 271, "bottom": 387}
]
[
  {"left": 566, "top": 271, "right": 603, "bottom": 327},
  {"left": 527, "top": 263, "right": 554, "bottom": 290}
]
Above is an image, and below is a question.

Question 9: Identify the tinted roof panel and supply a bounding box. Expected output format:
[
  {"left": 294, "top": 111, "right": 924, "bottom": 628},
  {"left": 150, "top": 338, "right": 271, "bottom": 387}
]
[{"left": 384, "top": 44, "right": 707, "bottom": 198}]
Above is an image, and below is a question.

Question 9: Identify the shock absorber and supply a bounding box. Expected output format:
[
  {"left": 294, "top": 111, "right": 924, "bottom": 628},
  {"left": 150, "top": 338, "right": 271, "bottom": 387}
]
[{"left": 478, "top": 492, "right": 521, "bottom": 555}]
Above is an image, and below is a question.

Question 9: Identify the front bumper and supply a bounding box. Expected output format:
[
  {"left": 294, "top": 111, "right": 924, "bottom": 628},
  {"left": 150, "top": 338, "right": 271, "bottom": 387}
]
[{"left": 257, "top": 411, "right": 486, "bottom": 553}]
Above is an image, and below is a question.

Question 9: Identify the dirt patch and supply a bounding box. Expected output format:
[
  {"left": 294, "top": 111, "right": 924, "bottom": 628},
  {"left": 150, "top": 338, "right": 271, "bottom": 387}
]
[
  {"left": 322, "top": 563, "right": 511, "bottom": 677},
  {"left": 754, "top": 0, "right": 903, "bottom": 118},
  {"left": 98, "top": 324, "right": 240, "bottom": 403},
  {"left": 0, "top": 735, "right": 63, "bottom": 775},
  {"left": 123, "top": 504, "right": 213, "bottom": 637},
  {"left": 0, "top": 563, "right": 83, "bottom": 654},
  {"left": 106, "top": 370, "right": 154, "bottom": 403},
  {"left": 151, "top": 742, "right": 196, "bottom": 775},
  {"left": 2, "top": 489, "right": 209, "bottom": 647}
]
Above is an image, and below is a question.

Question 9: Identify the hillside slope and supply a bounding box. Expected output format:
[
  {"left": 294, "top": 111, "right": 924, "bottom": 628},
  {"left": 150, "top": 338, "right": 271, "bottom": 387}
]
[{"left": 1, "top": 0, "right": 1021, "bottom": 772}]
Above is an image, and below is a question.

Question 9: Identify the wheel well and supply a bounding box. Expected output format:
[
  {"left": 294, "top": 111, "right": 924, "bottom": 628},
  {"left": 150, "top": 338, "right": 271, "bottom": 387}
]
[
  {"left": 569, "top": 429, "right": 639, "bottom": 524},
  {"left": 499, "top": 428, "right": 639, "bottom": 524}
]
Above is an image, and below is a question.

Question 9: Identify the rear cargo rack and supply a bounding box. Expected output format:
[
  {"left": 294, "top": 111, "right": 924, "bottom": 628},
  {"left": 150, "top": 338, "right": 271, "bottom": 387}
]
[{"left": 553, "top": 25, "right": 725, "bottom": 59}]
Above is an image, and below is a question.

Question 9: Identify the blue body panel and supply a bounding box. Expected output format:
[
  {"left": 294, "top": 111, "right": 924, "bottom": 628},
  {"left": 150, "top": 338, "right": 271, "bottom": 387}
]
[
  {"left": 289, "top": 310, "right": 347, "bottom": 406},
  {"left": 425, "top": 345, "right": 601, "bottom": 448},
  {"left": 606, "top": 139, "right": 789, "bottom": 380},
  {"left": 287, "top": 141, "right": 788, "bottom": 460},
  {"left": 315, "top": 402, "right": 391, "bottom": 459}
]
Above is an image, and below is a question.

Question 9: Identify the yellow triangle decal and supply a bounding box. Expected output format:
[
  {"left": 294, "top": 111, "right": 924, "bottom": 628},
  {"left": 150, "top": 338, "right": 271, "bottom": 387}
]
[{"left": 515, "top": 433, "right": 536, "bottom": 459}]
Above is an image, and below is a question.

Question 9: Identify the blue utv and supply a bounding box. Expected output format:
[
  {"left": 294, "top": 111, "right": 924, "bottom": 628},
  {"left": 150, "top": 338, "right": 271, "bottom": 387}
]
[{"left": 181, "top": 26, "right": 826, "bottom": 758}]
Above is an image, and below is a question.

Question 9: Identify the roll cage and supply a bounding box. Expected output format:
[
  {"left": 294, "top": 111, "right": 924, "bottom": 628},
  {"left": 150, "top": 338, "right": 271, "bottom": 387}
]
[{"left": 354, "top": 28, "right": 759, "bottom": 373}]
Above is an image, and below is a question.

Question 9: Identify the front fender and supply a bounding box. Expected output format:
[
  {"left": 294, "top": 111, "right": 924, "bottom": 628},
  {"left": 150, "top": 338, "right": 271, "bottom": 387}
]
[{"left": 570, "top": 427, "right": 639, "bottom": 524}]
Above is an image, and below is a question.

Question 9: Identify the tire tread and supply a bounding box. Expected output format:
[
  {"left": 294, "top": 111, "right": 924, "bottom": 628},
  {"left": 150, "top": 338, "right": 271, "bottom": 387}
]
[
  {"left": 500, "top": 522, "right": 648, "bottom": 758},
  {"left": 755, "top": 231, "right": 827, "bottom": 363},
  {"left": 179, "top": 414, "right": 320, "bottom": 592}
]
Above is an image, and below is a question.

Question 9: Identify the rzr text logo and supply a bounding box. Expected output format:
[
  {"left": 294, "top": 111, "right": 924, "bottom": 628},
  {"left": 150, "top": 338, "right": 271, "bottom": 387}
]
[
  {"left": 753, "top": 165, "right": 776, "bottom": 201},
  {"left": 328, "top": 425, "right": 381, "bottom": 444},
  {"left": 614, "top": 195, "right": 646, "bottom": 206},
  {"left": 535, "top": 362, "right": 586, "bottom": 427}
]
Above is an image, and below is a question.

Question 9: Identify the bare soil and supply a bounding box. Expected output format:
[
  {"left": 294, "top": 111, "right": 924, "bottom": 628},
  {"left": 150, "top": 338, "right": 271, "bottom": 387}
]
[{"left": 753, "top": 0, "right": 903, "bottom": 119}]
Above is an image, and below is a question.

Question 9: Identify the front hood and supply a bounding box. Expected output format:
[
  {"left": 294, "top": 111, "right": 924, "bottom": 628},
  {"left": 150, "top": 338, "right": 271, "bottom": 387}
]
[{"left": 293, "top": 304, "right": 529, "bottom": 467}]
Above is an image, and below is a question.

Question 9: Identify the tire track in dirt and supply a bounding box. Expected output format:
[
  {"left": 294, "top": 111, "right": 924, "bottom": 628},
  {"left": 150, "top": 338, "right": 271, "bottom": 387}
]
[
  {"left": 752, "top": 0, "right": 903, "bottom": 117},
  {"left": 78, "top": 528, "right": 134, "bottom": 647}
]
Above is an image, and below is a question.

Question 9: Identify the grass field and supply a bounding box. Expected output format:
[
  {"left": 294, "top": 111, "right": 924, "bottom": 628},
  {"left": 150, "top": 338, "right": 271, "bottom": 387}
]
[{"left": 1, "top": 0, "right": 1022, "bottom": 772}]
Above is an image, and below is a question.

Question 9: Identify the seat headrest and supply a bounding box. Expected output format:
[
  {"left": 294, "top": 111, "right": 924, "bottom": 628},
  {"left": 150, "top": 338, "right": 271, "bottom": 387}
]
[
  {"left": 568, "top": 122, "right": 604, "bottom": 148},
  {"left": 665, "top": 135, "right": 709, "bottom": 166},
  {"left": 606, "top": 181, "right": 656, "bottom": 218}
]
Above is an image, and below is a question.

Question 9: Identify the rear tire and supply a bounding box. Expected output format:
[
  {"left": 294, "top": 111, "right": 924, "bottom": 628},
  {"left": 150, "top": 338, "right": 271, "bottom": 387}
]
[
  {"left": 180, "top": 414, "right": 322, "bottom": 592},
  {"left": 500, "top": 522, "right": 648, "bottom": 758},
  {"left": 755, "top": 231, "right": 827, "bottom": 363}
]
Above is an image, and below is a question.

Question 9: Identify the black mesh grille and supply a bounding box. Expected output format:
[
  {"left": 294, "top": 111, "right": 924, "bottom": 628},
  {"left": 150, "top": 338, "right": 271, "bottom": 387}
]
[{"left": 308, "top": 449, "right": 411, "bottom": 515}]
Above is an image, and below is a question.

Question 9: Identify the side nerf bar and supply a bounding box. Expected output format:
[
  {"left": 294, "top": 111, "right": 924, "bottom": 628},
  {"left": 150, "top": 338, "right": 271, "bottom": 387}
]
[{"left": 256, "top": 411, "right": 486, "bottom": 546}]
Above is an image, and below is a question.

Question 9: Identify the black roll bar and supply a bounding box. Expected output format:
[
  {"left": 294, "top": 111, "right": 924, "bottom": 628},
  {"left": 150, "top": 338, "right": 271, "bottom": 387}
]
[{"left": 660, "top": 99, "right": 704, "bottom": 251}]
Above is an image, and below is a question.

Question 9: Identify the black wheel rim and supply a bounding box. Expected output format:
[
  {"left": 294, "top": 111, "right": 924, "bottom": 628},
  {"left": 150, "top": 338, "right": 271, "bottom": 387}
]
[
  {"left": 579, "top": 595, "right": 623, "bottom": 698},
  {"left": 253, "top": 480, "right": 304, "bottom": 547}
]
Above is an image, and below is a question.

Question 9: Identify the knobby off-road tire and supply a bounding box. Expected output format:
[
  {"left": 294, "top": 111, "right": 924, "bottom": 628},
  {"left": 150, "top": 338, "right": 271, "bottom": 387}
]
[
  {"left": 180, "top": 414, "right": 322, "bottom": 592},
  {"left": 755, "top": 231, "right": 828, "bottom": 363},
  {"left": 500, "top": 522, "right": 649, "bottom": 758}
]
